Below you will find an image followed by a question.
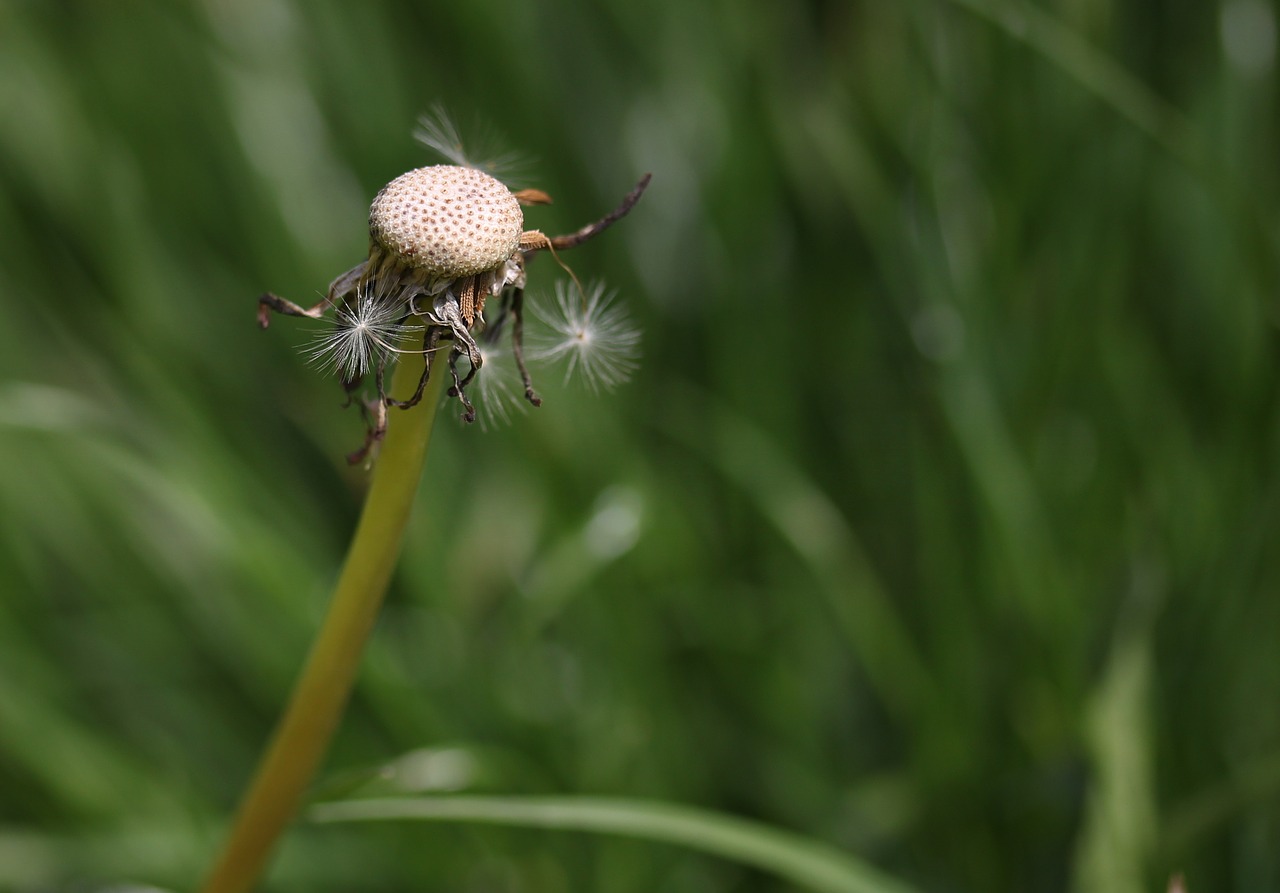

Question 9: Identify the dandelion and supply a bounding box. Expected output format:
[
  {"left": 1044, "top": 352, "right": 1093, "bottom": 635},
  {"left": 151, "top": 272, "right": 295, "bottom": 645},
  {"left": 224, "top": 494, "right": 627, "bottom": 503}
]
[
  {"left": 256, "top": 112, "right": 650, "bottom": 462},
  {"left": 469, "top": 341, "right": 526, "bottom": 429},
  {"left": 209, "top": 117, "right": 649, "bottom": 893},
  {"left": 530, "top": 281, "right": 641, "bottom": 392}
]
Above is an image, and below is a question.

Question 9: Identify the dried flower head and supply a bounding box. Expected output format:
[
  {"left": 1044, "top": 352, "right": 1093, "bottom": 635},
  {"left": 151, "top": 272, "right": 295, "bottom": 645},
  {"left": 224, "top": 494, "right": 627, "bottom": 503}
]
[{"left": 256, "top": 112, "right": 650, "bottom": 464}]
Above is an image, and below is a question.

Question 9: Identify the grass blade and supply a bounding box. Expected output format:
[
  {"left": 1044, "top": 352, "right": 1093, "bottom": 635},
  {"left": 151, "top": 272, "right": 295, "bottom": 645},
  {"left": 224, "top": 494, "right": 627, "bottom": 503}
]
[{"left": 311, "top": 795, "right": 919, "bottom": 893}]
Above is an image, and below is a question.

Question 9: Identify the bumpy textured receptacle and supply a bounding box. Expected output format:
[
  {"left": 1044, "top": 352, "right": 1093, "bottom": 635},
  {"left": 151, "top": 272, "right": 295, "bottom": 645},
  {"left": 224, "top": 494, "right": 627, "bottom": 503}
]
[{"left": 368, "top": 165, "right": 524, "bottom": 280}]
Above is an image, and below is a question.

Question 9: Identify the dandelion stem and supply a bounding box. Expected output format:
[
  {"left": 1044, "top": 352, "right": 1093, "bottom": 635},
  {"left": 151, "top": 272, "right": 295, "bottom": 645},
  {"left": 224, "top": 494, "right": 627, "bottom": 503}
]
[{"left": 199, "top": 333, "right": 449, "bottom": 893}]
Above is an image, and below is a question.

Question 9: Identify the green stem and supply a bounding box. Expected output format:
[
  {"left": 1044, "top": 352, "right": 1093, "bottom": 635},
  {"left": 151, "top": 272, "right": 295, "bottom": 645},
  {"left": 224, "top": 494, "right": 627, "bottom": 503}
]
[{"left": 200, "top": 341, "right": 449, "bottom": 893}]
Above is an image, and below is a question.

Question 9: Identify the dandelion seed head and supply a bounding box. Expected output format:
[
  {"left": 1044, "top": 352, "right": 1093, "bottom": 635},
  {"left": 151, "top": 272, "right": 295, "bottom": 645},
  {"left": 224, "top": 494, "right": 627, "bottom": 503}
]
[
  {"left": 259, "top": 112, "right": 648, "bottom": 460},
  {"left": 529, "top": 281, "right": 641, "bottom": 392}
]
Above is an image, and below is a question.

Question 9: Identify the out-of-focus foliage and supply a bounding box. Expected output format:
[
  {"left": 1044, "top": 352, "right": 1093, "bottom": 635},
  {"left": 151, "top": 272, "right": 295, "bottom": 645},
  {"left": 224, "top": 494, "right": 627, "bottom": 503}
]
[{"left": 1, "top": 0, "right": 1278, "bottom": 891}]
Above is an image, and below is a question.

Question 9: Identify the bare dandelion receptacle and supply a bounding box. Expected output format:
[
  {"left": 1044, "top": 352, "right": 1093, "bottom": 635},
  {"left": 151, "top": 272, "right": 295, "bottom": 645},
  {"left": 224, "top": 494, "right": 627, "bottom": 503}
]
[
  {"left": 368, "top": 165, "right": 523, "bottom": 280},
  {"left": 256, "top": 116, "right": 649, "bottom": 463}
]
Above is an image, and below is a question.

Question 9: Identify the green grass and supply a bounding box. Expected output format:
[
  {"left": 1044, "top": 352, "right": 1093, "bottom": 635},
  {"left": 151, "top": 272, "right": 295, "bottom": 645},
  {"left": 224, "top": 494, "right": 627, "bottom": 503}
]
[{"left": 1, "top": 1, "right": 1279, "bottom": 891}]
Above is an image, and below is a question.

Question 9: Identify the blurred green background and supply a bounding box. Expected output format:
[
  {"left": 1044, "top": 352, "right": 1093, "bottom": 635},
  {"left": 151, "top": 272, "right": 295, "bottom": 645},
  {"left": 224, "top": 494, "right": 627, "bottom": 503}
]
[{"left": 2, "top": 0, "right": 1278, "bottom": 890}]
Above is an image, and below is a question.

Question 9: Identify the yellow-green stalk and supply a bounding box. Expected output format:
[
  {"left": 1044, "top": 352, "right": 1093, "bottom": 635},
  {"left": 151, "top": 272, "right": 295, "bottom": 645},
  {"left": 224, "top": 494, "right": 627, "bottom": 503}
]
[{"left": 200, "top": 340, "right": 447, "bottom": 893}]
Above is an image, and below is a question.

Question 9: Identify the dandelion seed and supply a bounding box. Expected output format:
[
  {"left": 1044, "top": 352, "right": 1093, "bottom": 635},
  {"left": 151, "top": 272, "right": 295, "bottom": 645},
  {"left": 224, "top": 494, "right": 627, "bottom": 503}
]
[
  {"left": 469, "top": 341, "right": 526, "bottom": 430},
  {"left": 306, "top": 289, "right": 419, "bottom": 380},
  {"left": 529, "top": 281, "right": 641, "bottom": 392},
  {"left": 414, "top": 104, "right": 525, "bottom": 181}
]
